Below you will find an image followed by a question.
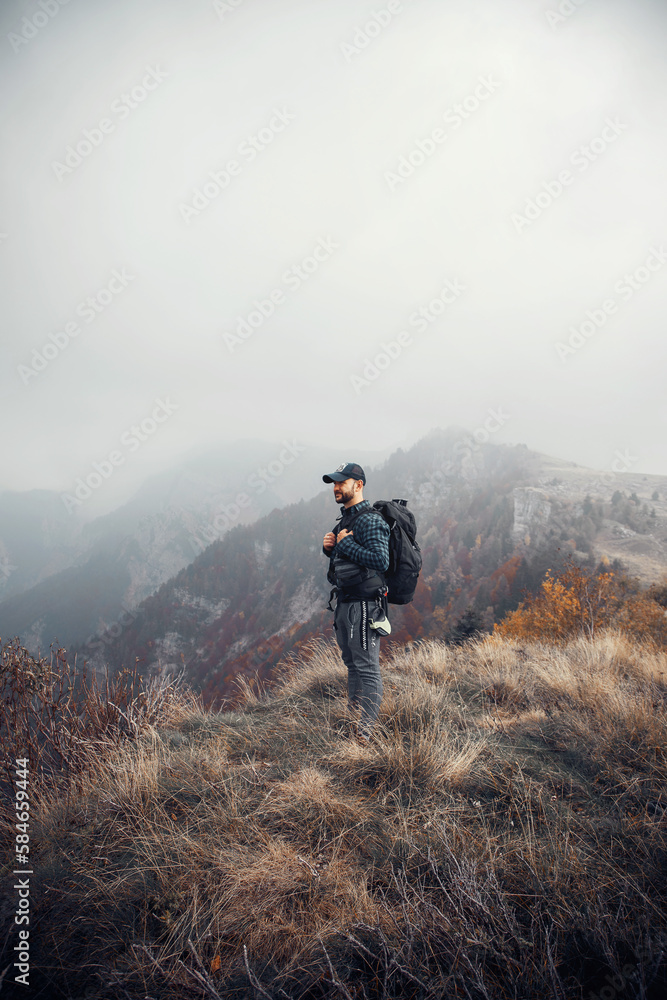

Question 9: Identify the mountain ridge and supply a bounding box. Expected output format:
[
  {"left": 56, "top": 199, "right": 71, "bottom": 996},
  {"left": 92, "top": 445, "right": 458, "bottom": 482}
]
[{"left": 67, "top": 429, "right": 667, "bottom": 705}]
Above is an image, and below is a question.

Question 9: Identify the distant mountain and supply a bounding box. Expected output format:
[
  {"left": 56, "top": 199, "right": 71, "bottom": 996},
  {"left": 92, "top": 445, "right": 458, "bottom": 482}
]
[
  {"left": 73, "top": 428, "right": 667, "bottom": 706},
  {"left": 0, "top": 440, "right": 386, "bottom": 651},
  {"left": 0, "top": 490, "right": 84, "bottom": 603}
]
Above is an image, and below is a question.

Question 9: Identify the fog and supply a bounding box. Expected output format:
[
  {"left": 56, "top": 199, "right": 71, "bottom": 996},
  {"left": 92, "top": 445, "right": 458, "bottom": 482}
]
[{"left": 1, "top": 0, "right": 666, "bottom": 513}]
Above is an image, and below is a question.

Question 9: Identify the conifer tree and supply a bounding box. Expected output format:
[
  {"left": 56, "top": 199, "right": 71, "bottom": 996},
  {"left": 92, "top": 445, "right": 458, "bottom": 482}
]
[{"left": 446, "top": 606, "right": 485, "bottom": 645}]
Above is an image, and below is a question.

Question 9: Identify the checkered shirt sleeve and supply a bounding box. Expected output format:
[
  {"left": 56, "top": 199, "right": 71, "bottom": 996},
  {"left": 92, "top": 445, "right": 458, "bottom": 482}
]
[{"left": 335, "top": 510, "right": 390, "bottom": 572}]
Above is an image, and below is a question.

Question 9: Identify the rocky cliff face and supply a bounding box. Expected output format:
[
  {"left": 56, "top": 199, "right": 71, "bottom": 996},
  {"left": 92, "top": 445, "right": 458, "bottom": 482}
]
[{"left": 512, "top": 487, "right": 552, "bottom": 546}]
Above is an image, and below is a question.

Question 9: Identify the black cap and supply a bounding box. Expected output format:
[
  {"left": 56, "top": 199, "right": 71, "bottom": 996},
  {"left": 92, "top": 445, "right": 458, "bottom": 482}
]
[{"left": 322, "top": 462, "right": 366, "bottom": 485}]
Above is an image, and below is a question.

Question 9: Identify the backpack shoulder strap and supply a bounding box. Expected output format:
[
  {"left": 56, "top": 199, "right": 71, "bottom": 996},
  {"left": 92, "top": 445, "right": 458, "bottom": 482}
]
[{"left": 337, "top": 505, "right": 382, "bottom": 527}]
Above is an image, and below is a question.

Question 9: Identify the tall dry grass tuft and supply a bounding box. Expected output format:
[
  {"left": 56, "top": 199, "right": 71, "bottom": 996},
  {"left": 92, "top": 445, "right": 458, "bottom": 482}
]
[
  {"left": 2, "top": 632, "right": 666, "bottom": 998},
  {"left": 0, "top": 637, "right": 201, "bottom": 804}
]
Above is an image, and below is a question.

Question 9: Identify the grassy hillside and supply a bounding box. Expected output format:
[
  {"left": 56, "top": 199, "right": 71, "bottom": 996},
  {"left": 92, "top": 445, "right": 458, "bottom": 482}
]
[{"left": 2, "top": 632, "right": 666, "bottom": 998}]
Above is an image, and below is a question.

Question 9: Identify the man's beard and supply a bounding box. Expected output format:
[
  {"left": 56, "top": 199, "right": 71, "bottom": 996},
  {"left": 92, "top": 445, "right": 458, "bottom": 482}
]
[{"left": 335, "top": 487, "right": 355, "bottom": 505}]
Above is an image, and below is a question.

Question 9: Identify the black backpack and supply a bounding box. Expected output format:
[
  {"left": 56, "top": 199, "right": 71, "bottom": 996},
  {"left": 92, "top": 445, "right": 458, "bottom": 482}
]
[{"left": 367, "top": 499, "right": 422, "bottom": 605}]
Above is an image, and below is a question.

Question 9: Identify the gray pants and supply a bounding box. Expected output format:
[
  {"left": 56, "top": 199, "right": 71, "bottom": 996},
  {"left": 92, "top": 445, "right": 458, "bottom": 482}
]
[{"left": 333, "top": 600, "right": 383, "bottom": 737}]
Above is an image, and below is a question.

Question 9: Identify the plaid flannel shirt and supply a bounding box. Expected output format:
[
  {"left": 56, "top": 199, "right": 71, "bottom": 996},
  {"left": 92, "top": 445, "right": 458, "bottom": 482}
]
[{"left": 324, "top": 500, "right": 390, "bottom": 573}]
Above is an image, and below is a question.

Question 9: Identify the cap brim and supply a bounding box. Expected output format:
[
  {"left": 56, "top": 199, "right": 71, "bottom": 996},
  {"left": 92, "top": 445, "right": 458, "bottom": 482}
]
[{"left": 322, "top": 473, "right": 348, "bottom": 483}]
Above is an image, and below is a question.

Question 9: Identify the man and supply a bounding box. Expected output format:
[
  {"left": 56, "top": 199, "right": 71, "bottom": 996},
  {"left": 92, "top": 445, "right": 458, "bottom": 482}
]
[{"left": 322, "top": 462, "right": 390, "bottom": 742}]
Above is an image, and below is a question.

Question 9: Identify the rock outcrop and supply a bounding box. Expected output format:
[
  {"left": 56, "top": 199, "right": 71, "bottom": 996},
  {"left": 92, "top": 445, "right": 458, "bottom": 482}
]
[{"left": 512, "top": 487, "right": 552, "bottom": 546}]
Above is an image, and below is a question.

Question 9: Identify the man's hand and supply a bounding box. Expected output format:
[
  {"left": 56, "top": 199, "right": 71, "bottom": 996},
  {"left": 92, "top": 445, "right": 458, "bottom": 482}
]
[
  {"left": 323, "top": 528, "right": 353, "bottom": 551},
  {"left": 323, "top": 532, "right": 336, "bottom": 552}
]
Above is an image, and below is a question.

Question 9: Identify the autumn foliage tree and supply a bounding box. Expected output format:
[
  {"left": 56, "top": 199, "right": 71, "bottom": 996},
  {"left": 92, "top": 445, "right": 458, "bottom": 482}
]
[{"left": 495, "top": 561, "right": 667, "bottom": 648}]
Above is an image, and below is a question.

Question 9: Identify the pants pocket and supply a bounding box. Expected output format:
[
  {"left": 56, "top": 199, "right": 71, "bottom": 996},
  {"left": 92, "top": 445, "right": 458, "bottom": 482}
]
[{"left": 348, "top": 602, "right": 357, "bottom": 639}]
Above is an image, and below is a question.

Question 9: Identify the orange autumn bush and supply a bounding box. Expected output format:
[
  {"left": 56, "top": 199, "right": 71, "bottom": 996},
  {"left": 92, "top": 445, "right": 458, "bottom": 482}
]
[{"left": 495, "top": 561, "right": 667, "bottom": 648}]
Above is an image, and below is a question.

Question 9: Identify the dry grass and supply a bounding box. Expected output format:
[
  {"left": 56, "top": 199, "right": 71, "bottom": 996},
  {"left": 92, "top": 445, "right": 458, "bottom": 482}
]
[{"left": 1, "top": 632, "right": 666, "bottom": 998}]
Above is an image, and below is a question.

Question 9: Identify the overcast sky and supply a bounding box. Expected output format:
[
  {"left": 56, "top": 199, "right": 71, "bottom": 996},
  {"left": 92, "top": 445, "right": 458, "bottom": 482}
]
[{"left": 1, "top": 0, "right": 666, "bottom": 511}]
